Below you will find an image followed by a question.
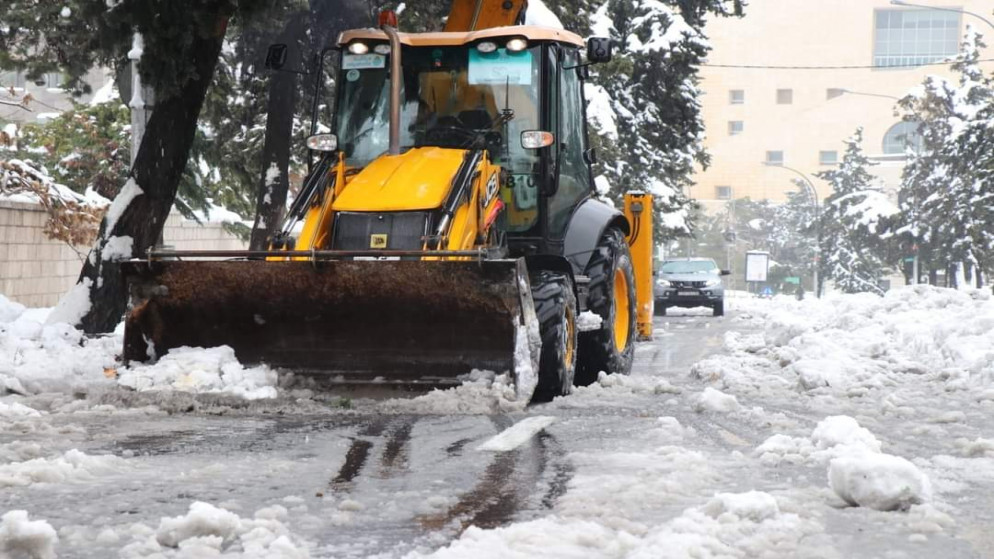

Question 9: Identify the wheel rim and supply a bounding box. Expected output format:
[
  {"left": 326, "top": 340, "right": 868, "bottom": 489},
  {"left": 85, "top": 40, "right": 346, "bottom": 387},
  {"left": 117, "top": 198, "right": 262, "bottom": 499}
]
[{"left": 612, "top": 268, "right": 630, "bottom": 352}]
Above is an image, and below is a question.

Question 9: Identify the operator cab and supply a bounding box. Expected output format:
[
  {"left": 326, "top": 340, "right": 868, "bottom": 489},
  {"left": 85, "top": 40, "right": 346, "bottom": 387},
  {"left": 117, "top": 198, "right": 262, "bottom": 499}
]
[{"left": 326, "top": 26, "right": 610, "bottom": 248}]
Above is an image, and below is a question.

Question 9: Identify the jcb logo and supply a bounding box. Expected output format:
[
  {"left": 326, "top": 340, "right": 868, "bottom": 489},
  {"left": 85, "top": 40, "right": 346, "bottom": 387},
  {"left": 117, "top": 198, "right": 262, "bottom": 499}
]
[{"left": 370, "top": 234, "right": 388, "bottom": 249}]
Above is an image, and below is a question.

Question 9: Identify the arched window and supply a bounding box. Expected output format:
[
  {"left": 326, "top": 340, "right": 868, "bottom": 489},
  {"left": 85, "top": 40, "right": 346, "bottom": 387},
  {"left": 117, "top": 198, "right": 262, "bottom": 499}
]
[{"left": 882, "top": 121, "right": 923, "bottom": 154}]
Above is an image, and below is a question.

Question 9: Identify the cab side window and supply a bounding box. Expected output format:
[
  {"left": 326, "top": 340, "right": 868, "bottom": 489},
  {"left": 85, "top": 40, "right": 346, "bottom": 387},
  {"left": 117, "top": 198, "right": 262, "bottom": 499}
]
[{"left": 549, "top": 48, "right": 591, "bottom": 236}]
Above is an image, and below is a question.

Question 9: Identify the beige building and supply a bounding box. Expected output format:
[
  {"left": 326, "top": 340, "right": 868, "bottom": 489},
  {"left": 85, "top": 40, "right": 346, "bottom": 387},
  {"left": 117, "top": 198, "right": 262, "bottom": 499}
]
[
  {"left": 696, "top": 0, "right": 994, "bottom": 213},
  {"left": 0, "top": 68, "right": 113, "bottom": 125}
]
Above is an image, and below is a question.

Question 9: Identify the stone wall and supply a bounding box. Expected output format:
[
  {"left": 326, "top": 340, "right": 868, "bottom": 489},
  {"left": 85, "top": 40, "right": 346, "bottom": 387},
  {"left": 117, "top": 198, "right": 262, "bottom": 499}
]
[{"left": 0, "top": 201, "right": 248, "bottom": 307}]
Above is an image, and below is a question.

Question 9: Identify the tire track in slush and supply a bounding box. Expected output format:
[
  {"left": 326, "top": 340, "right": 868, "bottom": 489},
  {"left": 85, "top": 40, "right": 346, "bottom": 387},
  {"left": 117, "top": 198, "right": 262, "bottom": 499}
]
[
  {"left": 331, "top": 415, "right": 416, "bottom": 491},
  {"left": 421, "top": 416, "right": 571, "bottom": 536}
]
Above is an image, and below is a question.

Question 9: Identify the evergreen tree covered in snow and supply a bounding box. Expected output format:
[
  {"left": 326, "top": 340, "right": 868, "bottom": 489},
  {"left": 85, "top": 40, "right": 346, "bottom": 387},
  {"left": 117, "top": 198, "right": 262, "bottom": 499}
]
[
  {"left": 816, "top": 128, "right": 896, "bottom": 295},
  {"left": 587, "top": 0, "right": 743, "bottom": 242},
  {"left": 896, "top": 28, "right": 994, "bottom": 286}
]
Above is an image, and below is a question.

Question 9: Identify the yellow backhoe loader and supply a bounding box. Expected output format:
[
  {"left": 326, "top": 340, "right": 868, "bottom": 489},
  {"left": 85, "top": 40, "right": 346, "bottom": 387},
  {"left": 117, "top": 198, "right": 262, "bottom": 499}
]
[{"left": 121, "top": 0, "right": 655, "bottom": 402}]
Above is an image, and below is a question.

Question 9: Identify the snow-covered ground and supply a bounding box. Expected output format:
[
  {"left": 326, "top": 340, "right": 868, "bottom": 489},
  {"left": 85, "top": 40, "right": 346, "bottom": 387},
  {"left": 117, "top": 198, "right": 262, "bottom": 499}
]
[{"left": 1, "top": 286, "right": 993, "bottom": 557}]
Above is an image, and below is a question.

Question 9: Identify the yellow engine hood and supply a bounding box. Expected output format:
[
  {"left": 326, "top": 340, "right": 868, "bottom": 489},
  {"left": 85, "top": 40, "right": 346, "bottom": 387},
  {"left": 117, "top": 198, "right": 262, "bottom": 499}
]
[{"left": 332, "top": 147, "right": 467, "bottom": 212}]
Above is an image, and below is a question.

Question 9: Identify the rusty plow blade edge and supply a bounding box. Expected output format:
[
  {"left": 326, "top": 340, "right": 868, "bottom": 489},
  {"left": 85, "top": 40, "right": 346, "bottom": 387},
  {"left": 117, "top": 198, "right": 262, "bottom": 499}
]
[{"left": 122, "top": 259, "right": 537, "bottom": 392}]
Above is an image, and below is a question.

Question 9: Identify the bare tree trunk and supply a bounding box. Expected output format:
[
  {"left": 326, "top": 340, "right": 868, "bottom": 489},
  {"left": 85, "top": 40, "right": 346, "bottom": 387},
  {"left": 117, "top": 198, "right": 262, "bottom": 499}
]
[
  {"left": 72, "top": 15, "right": 230, "bottom": 334},
  {"left": 248, "top": 12, "right": 305, "bottom": 250}
]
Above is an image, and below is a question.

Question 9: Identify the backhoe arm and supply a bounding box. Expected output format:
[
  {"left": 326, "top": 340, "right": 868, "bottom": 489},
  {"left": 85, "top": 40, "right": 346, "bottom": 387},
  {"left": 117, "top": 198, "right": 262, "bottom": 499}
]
[{"left": 444, "top": 0, "right": 528, "bottom": 31}]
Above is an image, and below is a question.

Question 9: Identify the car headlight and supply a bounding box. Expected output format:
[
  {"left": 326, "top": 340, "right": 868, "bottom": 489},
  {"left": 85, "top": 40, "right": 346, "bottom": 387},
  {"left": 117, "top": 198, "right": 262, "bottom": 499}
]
[
  {"left": 705, "top": 278, "right": 720, "bottom": 287},
  {"left": 656, "top": 279, "right": 671, "bottom": 287}
]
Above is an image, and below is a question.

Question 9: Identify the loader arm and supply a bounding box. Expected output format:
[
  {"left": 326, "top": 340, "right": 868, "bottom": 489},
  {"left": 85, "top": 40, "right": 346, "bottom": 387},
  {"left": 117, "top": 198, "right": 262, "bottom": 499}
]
[{"left": 444, "top": 0, "right": 528, "bottom": 31}]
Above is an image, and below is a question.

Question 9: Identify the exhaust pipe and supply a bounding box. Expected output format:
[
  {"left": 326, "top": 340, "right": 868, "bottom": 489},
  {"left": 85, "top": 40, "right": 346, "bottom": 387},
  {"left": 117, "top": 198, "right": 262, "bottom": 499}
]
[{"left": 382, "top": 24, "right": 402, "bottom": 155}]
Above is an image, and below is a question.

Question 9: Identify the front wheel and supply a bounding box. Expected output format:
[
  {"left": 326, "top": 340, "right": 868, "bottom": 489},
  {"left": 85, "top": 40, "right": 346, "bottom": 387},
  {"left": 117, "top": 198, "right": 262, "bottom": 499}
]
[
  {"left": 530, "top": 271, "right": 578, "bottom": 402},
  {"left": 576, "top": 228, "right": 637, "bottom": 386},
  {"left": 713, "top": 300, "right": 725, "bottom": 317}
]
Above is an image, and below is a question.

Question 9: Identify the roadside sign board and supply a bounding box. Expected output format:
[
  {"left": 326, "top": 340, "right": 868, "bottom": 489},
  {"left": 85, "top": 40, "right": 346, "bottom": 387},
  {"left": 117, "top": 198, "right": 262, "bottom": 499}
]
[
  {"left": 745, "top": 251, "right": 770, "bottom": 283},
  {"left": 784, "top": 276, "right": 800, "bottom": 285}
]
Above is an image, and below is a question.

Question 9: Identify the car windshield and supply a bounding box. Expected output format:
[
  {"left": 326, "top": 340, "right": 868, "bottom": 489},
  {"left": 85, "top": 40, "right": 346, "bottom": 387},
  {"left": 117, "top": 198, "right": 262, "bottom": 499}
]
[
  {"left": 334, "top": 44, "right": 540, "bottom": 173},
  {"left": 660, "top": 260, "right": 718, "bottom": 274}
]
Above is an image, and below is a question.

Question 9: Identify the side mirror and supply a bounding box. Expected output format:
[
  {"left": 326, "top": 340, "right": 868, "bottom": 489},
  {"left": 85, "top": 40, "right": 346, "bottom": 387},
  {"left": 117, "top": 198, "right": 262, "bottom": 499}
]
[
  {"left": 586, "top": 37, "right": 612, "bottom": 64},
  {"left": 583, "top": 147, "right": 597, "bottom": 165},
  {"left": 720, "top": 270, "right": 731, "bottom": 276},
  {"left": 521, "top": 130, "right": 555, "bottom": 149},
  {"left": 306, "top": 133, "right": 338, "bottom": 152},
  {"left": 265, "top": 44, "right": 288, "bottom": 70}
]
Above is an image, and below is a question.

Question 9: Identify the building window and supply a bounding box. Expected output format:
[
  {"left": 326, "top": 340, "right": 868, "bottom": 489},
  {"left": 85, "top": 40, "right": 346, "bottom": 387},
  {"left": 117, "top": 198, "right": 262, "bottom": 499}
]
[
  {"left": 776, "top": 89, "right": 793, "bottom": 104},
  {"left": 819, "top": 150, "right": 838, "bottom": 165},
  {"left": 716, "top": 186, "right": 732, "bottom": 200},
  {"left": 883, "top": 121, "right": 923, "bottom": 154},
  {"left": 729, "top": 89, "right": 744, "bottom": 104},
  {"left": 728, "top": 121, "right": 744, "bottom": 135},
  {"left": 826, "top": 88, "right": 845, "bottom": 100},
  {"left": 46, "top": 72, "right": 63, "bottom": 88},
  {"left": 874, "top": 9, "right": 960, "bottom": 67},
  {"left": 765, "top": 151, "right": 784, "bottom": 165}
]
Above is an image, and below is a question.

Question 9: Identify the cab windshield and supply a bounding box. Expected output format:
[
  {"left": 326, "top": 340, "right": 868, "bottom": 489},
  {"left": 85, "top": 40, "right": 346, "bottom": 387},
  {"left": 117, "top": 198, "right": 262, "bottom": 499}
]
[
  {"left": 335, "top": 44, "right": 540, "bottom": 171},
  {"left": 660, "top": 260, "right": 719, "bottom": 274}
]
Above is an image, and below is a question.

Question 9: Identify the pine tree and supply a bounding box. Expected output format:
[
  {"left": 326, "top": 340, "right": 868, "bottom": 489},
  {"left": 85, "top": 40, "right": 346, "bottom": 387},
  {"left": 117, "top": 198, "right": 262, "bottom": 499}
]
[
  {"left": 586, "top": 0, "right": 744, "bottom": 243},
  {"left": 895, "top": 27, "right": 994, "bottom": 287},
  {"left": 816, "top": 128, "right": 896, "bottom": 295}
]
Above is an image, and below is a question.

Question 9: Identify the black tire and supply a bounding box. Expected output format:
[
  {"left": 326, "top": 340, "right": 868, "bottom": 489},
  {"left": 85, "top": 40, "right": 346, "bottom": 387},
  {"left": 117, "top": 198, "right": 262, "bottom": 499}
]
[
  {"left": 576, "top": 228, "right": 637, "bottom": 386},
  {"left": 713, "top": 300, "right": 725, "bottom": 317},
  {"left": 530, "top": 271, "right": 578, "bottom": 402}
]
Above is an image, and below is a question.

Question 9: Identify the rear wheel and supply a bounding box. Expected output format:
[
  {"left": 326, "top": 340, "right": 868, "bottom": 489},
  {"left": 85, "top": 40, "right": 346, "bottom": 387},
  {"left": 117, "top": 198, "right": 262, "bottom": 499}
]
[
  {"left": 576, "top": 228, "right": 637, "bottom": 386},
  {"left": 530, "top": 271, "right": 578, "bottom": 402}
]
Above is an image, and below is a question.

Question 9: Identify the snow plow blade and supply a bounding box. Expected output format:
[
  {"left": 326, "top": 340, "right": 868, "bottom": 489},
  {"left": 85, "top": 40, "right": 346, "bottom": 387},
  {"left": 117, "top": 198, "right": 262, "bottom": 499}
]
[{"left": 121, "top": 258, "right": 539, "bottom": 391}]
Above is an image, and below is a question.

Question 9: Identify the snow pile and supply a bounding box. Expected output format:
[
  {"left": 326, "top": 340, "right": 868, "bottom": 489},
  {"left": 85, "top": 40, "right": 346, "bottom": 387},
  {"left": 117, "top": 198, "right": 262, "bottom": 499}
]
[
  {"left": 561, "top": 372, "right": 681, "bottom": 407},
  {"left": 829, "top": 453, "right": 932, "bottom": 511},
  {"left": 121, "top": 502, "right": 310, "bottom": 558},
  {"left": 409, "top": 490, "right": 821, "bottom": 559},
  {"left": 477, "top": 416, "right": 555, "bottom": 451},
  {"left": 0, "top": 401, "right": 43, "bottom": 418},
  {"left": 755, "top": 416, "right": 882, "bottom": 466},
  {"left": 0, "top": 510, "right": 58, "bottom": 559},
  {"left": 378, "top": 370, "right": 526, "bottom": 414},
  {"left": 692, "top": 286, "right": 994, "bottom": 396},
  {"left": 1, "top": 297, "right": 118, "bottom": 395},
  {"left": 754, "top": 416, "right": 931, "bottom": 511},
  {"left": 0, "top": 449, "right": 126, "bottom": 488},
  {"left": 117, "top": 346, "right": 278, "bottom": 400}
]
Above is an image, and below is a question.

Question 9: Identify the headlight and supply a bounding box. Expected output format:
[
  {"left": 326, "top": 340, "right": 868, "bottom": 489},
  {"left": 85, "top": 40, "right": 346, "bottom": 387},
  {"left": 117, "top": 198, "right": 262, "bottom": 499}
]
[
  {"left": 656, "top": 279, "right": 671, "bottom": 287},
  {"left": 705, "top": 278, "right": 720, "bottom": 287}
]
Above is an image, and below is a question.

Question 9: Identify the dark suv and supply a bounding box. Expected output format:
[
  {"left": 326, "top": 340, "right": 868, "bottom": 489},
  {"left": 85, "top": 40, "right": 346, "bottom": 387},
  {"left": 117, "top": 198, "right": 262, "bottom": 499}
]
[{"left": 654, "top": 258, "right": 730, "bottom": 317}]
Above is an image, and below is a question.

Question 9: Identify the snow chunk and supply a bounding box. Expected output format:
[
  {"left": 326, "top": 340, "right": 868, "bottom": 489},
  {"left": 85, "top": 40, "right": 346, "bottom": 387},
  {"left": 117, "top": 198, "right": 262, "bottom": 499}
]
[
  {"left": 156, "top": 502, "right": 241, "bottom": 547},
  {"left": 0, "top": 294, "right": 26, "bottom": 323},
  {"left": 811, "top": 415, "right": 881, "bottom": 454},
  {"left": 577, "top": 310, "right": 603, "bottom": 332},
  {"left": 117, "top": 346, "right": 278, "bottom": 400},
  {"left": 0, "top": 449, "right": 126, "bottom": 488},
  {"left": 0, "top": 401, "right": 43, "bottom": 418},
  {"left": 0, "top": 511, "right": 58, "bottom": 559},
  {"left": 45, "top": 277, "right": 92, "bottom": 327},
  {"left": 101, "top": 235, "right": 134, "bottom": 261},
  {"left": 829, "top": 453, "right": 932, "bottom": 511},
  {"left": 693, "top": 387, "right": 740, "bottom": 413},
  {"left": 148, "top": 501, "right": 310, "bottom": 556},
  {"left": 703, "top": 491, "right": 780, "bottom": 522},
  {"left": 60, "top": 6, "right": 71, "bottom": 17},
  {"left": 477, "top": 416, "right": 555, "bottom": 451}
]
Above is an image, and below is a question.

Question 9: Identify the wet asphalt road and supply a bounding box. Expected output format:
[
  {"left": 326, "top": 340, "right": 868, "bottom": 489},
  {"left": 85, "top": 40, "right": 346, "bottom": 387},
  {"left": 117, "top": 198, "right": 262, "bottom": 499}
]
[
  {"left": 3, "top": 306, "right": 984, "bottom": 557},
  {"left": 1, "top": 309, "right": 739, "bottom": 557}
]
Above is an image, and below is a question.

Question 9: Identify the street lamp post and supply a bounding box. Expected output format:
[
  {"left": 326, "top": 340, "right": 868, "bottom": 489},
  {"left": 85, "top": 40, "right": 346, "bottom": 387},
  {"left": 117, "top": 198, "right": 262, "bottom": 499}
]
[
  {"left": 763, "top": 163, "right": 822, "bottom": 298},
  {"left": 889, "top": 0, "right": 994, "bottom": 31}
]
